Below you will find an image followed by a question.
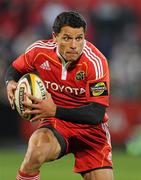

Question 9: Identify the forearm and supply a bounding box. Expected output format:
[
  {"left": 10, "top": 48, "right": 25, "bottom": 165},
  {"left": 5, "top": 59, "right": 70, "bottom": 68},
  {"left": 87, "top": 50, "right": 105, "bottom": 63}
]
[
  {"left": 55, "top": 102, "right": 106, "bottom": 125},
  {"left": 5, "top": 64, "right": 22, "bottom": 84}
]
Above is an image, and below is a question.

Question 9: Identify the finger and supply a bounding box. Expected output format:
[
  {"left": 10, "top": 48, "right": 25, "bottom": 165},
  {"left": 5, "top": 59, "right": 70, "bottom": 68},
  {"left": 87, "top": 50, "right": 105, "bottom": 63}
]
[
  {"left": 11, "top": 102, "right": 15, "bottom": 110},
  {"left": 9, "top": 97, "right": 15, "bottom": 110},
  {"left": 46, "top": 91, "right": 51, "bottom": 98},
  {"left": 26, "top": 93, "right": 42, "bottom": 103},
  {"left": 23, "top": 109, "right": 40, "bottom": 115},
  {"left": 23, "top": 101, "right": 38, "bottom": 109},
  {"left": 30, "top": 114, "right": 43, "bottom": 122},
  {"left": 7, "top": 90, "right": 15, "bottom": 109}
]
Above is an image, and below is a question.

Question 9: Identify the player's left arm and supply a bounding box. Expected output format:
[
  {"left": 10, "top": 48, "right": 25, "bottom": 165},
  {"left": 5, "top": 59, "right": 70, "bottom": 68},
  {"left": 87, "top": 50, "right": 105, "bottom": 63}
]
[
  {"left": 23, "top": 91, "right": 106, "bottom": 125},
  {"left": 55, "top": 102, "right": 106, "bottom": 125},
  {"left": 55, "top": 75, "right": 109, "bottom": 125}
]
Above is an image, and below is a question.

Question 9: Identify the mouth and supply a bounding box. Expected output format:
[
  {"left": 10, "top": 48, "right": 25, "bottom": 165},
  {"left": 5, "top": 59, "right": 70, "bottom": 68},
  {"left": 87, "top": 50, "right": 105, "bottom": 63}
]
[{"left": 67, "top": 51, "right": 78, "bottom": 55}]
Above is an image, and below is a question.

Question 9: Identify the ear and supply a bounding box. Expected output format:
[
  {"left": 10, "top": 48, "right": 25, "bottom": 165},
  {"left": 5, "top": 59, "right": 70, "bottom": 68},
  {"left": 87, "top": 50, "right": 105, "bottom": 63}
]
[{"left": 52, "top": 32, "right": 57, "bottom": 42}]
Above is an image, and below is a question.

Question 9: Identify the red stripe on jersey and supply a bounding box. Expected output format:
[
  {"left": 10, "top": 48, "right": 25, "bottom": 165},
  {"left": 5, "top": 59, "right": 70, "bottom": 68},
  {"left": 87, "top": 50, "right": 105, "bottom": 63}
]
[{"left": 83, "top": 44, "right": 103, "bottom": 80}]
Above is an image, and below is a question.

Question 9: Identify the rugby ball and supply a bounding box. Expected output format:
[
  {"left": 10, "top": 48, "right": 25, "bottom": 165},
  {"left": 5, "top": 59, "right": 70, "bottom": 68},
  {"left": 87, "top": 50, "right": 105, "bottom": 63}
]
[{"left": 14, "top": 73, "right": 47, "bottom": 120}]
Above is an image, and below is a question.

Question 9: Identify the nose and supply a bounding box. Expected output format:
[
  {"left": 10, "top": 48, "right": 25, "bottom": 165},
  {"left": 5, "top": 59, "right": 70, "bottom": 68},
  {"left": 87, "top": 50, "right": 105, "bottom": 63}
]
[{"left": 70, "top": 39, "right": 77, "bottom": 49}]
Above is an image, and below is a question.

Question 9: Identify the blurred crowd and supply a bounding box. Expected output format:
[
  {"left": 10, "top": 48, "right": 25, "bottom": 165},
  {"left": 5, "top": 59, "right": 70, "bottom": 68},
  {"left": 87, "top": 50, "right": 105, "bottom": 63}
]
[{"left": 1, "top": 0, "right": 141, "bottom": 105}]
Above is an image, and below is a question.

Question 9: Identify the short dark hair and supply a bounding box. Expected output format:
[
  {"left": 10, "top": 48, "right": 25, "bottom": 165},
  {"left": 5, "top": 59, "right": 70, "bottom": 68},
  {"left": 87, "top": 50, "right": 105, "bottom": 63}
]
[{"left": 52, "top": 11, "right": 87, "bottom": 34}]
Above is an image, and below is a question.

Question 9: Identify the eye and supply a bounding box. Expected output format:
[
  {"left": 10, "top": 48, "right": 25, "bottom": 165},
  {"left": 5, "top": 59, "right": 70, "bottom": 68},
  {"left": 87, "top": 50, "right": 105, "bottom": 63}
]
[
  {"left": 63, "top": 36, "right": 71, "bottom": 41},
  {"left": 76, "top": 36, "right": 83, "bottom": 41}
]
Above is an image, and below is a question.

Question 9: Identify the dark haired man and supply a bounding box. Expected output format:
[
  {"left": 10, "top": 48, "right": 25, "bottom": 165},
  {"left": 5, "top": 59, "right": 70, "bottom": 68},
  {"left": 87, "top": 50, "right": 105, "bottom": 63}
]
[{"left": 6, "top": 11, "right": 114, "bottom": 180}]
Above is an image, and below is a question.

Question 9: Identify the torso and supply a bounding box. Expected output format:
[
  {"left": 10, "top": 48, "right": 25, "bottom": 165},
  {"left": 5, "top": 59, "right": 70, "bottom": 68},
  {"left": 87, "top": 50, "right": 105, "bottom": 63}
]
[{"left": 12, "top": 39, "right": 109, "bottom": 110}]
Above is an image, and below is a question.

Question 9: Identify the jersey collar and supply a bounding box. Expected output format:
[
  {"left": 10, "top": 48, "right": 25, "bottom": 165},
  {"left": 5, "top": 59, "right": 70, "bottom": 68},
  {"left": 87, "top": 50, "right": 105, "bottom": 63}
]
[
  {"left": 56, "top": 42, "right": 85, "bottom": 70},
  {"left": 56, "top": 45, "right": 72, "bottom": 68}
]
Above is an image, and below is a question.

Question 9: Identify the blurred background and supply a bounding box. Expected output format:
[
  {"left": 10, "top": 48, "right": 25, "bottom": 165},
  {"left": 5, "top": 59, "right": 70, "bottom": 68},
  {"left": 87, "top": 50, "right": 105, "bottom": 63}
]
[{"left": 1, "top": 0, "right": 141, "bottom": 179}]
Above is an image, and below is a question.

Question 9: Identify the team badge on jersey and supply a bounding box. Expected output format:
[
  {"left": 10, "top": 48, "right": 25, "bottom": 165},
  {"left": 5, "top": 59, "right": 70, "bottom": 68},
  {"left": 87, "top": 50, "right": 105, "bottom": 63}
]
[
  {"left": 90, "top": 82, "right": 108, "bottom": 96},
  {"left": 75, "top": 71, "right": 85, "bottom": 80}
]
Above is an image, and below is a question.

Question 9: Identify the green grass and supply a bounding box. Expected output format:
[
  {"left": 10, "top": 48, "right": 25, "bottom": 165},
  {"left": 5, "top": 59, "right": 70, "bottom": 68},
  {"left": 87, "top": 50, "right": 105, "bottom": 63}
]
[
  {"left": 113, "top": 150, "right": 141, "bottom": 180},
  {"left": 0, "top": 148, "right": 141, "bottom": 180}
]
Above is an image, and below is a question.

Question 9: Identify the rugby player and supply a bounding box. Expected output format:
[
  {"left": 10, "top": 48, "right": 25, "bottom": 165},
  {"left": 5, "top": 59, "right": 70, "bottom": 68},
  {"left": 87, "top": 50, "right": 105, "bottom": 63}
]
[{"left": 5, "top": 11, "right": 114, "bottom": 180}]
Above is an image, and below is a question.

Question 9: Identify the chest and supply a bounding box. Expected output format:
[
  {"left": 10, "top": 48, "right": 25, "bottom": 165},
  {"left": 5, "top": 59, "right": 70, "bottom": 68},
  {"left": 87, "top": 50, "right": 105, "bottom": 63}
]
[{"left": 34, "top": 57, "right": 88, "bottom": 96}]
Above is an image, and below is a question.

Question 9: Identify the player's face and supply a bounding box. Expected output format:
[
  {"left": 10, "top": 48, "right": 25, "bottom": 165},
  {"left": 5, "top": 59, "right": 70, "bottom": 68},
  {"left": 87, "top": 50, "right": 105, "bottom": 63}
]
[{"left": 53, "top": 26, "right": 85, "bottom": 62}]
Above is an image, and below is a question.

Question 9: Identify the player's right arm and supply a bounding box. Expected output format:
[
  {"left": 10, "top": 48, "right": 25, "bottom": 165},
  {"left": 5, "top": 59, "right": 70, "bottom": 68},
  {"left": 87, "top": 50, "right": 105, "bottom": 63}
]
[
  {"left": 5, "top": 65, "right": 23, "bottom": 109},
  {"left": 6, "top": 80, "right": 17, "bottom": 110},
  {"left": 5, "top": 41, "right": 37, "bottom": 109}
]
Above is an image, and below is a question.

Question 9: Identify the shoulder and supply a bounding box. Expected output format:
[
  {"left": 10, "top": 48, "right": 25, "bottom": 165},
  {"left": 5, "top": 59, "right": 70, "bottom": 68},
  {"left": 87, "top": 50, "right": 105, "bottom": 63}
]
[
  {"left": 83, "top": 40, "right": 107, "bottom": 62},
  {"left": 82, "top": 40, "right": 109, "bottom": 79},
  {"left": 25, "top": 39, "right": 56, "bottom": 54}
]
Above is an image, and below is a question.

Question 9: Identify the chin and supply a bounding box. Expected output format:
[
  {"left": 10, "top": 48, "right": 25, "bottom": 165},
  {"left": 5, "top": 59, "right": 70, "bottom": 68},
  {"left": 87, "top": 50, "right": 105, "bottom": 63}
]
[
  {"left": 67, "top": 59, "right": 77, "bottom": 62},
  {"left": 67, "top": 56, "right": 79, "bottom": 62}
]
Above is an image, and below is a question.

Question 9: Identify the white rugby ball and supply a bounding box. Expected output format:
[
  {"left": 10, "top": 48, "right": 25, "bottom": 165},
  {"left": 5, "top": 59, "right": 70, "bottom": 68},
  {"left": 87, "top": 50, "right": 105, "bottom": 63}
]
[{"left": 14, "top": 73, "right": 47, "bottom": 120}]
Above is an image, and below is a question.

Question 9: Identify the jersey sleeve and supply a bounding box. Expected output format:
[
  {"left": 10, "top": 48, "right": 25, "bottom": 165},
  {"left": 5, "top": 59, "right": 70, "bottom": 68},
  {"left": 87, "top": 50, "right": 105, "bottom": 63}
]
[
  {"left": 12, "top": 43, "right": 37, "bottom": 73},
  {"left": 85, "top": 48, "right": 110, "bottom": 107}
]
